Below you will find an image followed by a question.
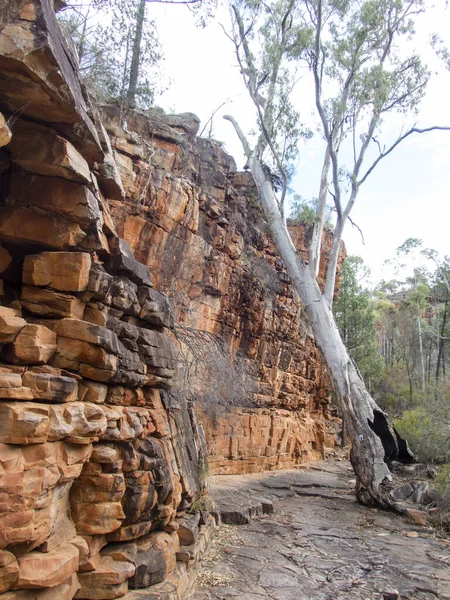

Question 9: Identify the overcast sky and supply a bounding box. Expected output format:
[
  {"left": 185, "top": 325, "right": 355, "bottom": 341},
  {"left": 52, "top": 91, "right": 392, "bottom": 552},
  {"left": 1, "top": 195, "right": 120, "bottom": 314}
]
[{"left": 151, "top": 2, "right": 450, "bottom": 284}]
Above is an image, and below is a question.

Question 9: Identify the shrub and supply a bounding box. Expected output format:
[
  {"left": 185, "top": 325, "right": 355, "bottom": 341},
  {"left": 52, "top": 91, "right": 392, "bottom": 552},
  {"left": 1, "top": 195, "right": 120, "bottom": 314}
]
[
  {"left": 173, "top": 327, "right": 258, "bottom": 427},
  {"left": 394, "top": 407, "right": 450, "bottom": 463}
]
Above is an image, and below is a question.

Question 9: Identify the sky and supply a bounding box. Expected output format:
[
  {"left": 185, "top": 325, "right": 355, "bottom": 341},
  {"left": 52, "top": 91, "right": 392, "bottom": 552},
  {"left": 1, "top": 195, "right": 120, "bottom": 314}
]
[{"left": 150, "top": 1, "right": 450, "bottom": 285}]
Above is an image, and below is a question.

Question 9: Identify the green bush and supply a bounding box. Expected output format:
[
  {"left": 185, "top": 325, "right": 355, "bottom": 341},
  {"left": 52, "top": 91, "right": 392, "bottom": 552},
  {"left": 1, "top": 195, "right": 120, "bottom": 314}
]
[{"left": 394, "top": 407, "right": 449, "bottom": 463}]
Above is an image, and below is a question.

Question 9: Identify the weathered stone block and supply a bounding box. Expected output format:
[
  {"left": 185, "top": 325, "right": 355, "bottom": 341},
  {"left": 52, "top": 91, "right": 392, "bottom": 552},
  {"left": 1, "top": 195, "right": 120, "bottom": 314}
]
[
  {"left": 137, "top": 287, "right": 173, "bottom": 329},
  {"left": 51, "top": 337, "right": 118, "bottom": 372},
  {"left": 21, "top": 286, "right": 85, "bottom": 320},
  {"left": 4, "top": 325, "right": 57, "bottom": 365},
  {"left": 0, "top": 307, "right": 26, "bottom": 343},
  {"left": 15, "top": 543, "right": 79, "bottom": 589},
  {"left": 90, "top": 444, "right": 120, "bottom": 464},
  {"left": 0, "top": 550, "right": 19, "bottom": 593},
  {"left": 0, "top": 402, "right": 49, "bottom": 444},
  {"left": 104, "top": 521, "right": 153, "bottom": 543},
  {"left": 78, "top": 364, "right": 117, "bottom": 384},
  {"left": 106, "top": 238, "right": 152, "bottom": 287},
  {"left": 0, "top": 371, "right": 23, "bottom": 390},
  {"left": 77, "top": 556, "right": 134, "bottom": 588},
  {"left": 71, "top": 501, "right": 125, "bottom": 536},
  {"left": 7, "top": 174, "right": 101, "bottom": 227},
  {"left": 127, "top": 531, "right": 178, "bottom": 589},
  {"left": 23, "top": 252, "right": 92, "bottom": 292},
  {"left": 177, "top": 513, "right": 200, "bottom": 546},
  {"left": 22, "top": 370, "right": 78, "bottom": 403},
  {"left": 0, "top": 387, "right": 34, "bottom": 401},
  {"left": 7, "top": 121, "right": 91, "bottom": 183},
  {"left": 106, "top": 387, "right": 145, "bottom": 407},
  {"left": 78, "top": 381, "right": 108, "bottom": 404},
  {"left": 0, "top": 207, "right": 86, "bottom": 249},
  {"left": 49, "top": 402, "right": 107, "bottom": 443},
  {"left": 74, "top": 580, "right": 128, "bottom": 600},
  {"left": 1, "top": 573, "right": 79, "bottom": 600},
  {"left": 53, "top": 319, "right": 119, "bottom": 354}
]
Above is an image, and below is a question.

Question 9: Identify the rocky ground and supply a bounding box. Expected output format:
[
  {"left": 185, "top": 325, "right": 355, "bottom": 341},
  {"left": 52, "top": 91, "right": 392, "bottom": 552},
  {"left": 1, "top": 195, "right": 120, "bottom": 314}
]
[{"left": 189, "top": 461, "right": 450, "bottom": 600}]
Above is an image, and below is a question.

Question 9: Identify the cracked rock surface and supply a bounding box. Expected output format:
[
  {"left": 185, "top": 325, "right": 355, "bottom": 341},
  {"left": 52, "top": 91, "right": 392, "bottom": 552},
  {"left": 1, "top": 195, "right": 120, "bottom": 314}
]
[{"left": 190, "top": 461, "right": 450, "bottom": 600}]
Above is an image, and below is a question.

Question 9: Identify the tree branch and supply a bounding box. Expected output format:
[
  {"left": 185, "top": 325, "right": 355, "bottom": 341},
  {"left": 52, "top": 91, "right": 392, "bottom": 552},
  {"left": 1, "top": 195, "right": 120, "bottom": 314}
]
[
  {"left": 359, "top": 126, "right": 450, "bottom": 186},
  {"left": 223, "top": 114, "right": 252, "bottom": 158}
]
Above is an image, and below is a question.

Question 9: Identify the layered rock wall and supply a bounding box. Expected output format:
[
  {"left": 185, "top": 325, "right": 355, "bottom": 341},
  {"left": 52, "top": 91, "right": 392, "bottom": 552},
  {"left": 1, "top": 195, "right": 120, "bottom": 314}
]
[
  {"left": 0, "top": 1, "right": 340, "bottom": 597},
  {"left": 101, "top": 108, "right": 340, "bottom": 475},
  {"left": 0, "top": 2, "right": 208, "bottom": 599}
]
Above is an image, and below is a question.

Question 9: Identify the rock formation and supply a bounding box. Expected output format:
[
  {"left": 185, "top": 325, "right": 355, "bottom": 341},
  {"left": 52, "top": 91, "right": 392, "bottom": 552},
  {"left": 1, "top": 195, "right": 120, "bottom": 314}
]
[
  {"left": 0, "top": 2, "right": 210, "bottom": 599},
  {"left": 101, "top": 107, "right": 341, "bottom": 475},
  {"left": 0, "top": 0, "right": 341, "bottom": 598}
]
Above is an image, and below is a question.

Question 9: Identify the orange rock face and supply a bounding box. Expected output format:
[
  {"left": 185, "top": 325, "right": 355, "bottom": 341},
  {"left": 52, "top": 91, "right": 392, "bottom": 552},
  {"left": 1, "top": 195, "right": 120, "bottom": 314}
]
[
  {"left": 103, "top": 109, "right": 342, "bottom": 475},
  {"left": 0, "top": 1, "right": 341, "bottom": 598},
  {"left": 0, "top": 2, "right": 207, "bottom": 599}
]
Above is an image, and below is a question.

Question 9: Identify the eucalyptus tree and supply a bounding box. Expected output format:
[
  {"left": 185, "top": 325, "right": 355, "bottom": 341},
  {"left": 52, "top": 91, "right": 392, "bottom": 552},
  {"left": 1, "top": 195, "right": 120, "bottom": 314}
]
[
  {"left": 60, "top": 0, "right": 203, "bottom": 107},
  {"left": 224, "top": 0, "right": 449, "bottom": 506}
]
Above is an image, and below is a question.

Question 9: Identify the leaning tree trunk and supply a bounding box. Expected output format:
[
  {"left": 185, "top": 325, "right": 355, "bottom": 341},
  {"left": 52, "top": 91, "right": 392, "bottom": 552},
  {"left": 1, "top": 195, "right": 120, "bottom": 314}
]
[{"left": 250, "top": 156, "right": 394, "bottom": 507}]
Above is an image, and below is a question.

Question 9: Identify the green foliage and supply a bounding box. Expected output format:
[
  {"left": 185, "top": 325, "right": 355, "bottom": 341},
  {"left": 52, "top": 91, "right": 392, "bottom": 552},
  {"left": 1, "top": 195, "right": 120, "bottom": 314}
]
[
  {"left": 435, "top": 464, "right": 450, "bottom": 497},
  {"left": 333, "top": 256, "right": 384, "bottom": 390},
  {"left": 289, "top": 196, "right": 334, "bottom": 227},
  {"left": 289, "top": 197, "right": 318, "bottom": 226},
  {"left": 394, "top": 404, "right": 450, "bottom": 464},
  {"left": 59, "top": 0, "right": 165, "bottom": 107},
  {"left": 371, "top": 241, "right": 450, "bottom": 463}
]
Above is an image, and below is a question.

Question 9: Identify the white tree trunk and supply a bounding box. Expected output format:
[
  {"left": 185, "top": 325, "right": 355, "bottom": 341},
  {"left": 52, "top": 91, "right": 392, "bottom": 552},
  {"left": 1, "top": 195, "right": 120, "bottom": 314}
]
[{"left": 250, "top": 156, "right": 393, "bottom": 506}]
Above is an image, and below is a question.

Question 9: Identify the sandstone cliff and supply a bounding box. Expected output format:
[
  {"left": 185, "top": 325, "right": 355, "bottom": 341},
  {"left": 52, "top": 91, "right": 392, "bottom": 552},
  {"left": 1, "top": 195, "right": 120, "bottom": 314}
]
[
  {"left": 0, "top": 2, "right": 210, "bottom": 599},
  {"left": 0, "top": 1, "right": 341, "bottom": 598},
  {"left": 101, "top": 106, "right": 340, "bottom": 475}
]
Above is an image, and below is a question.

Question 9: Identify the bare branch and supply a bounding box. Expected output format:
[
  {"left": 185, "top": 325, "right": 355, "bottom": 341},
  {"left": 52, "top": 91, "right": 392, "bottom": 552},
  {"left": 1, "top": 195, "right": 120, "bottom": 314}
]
[
  {"left": 347, "top": 215, "right": 365, "bottom": 245},
  {"left": 359, "top": 126, "right": 450, "bottom": 187},
  {"left": 223, "top": 114, "right": 252, "bottom": 158},
  {"left": 199, "top": 98, "right": 232, "bottom": 138}
]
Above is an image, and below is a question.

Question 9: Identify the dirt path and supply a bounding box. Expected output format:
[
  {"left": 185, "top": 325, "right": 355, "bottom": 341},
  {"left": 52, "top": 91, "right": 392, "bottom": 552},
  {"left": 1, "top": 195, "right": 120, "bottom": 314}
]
[{"left": 189, "top": 461, "right": 450, "bottom": 600}]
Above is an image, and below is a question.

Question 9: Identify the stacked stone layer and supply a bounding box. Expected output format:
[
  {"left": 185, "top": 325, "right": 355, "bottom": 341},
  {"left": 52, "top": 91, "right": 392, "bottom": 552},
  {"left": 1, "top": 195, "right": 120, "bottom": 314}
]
[
  {"left": 0, "top": 0, "right": 340, "bottom": 597},
  {"left": 0, "top": 2, "right": 207, "bottom": 599},
  {"left": 102, "top": 110, "right": 341, "bottom": 475}
]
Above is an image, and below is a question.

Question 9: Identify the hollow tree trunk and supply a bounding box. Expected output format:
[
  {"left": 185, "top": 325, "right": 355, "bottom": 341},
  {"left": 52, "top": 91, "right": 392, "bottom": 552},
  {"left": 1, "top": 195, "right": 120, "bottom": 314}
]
[{"left": 250, "top": 156, "right": 393, "bottom": 507}]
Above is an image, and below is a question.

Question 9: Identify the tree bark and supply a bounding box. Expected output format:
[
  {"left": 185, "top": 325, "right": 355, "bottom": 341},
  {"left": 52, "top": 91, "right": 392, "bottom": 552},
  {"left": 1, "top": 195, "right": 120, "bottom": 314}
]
[
  {"left": 126, "top": 0, "right": 146, "bottom": 105},
  {"left": 250, "top": 155, "right": 393, "bottom": 506}
]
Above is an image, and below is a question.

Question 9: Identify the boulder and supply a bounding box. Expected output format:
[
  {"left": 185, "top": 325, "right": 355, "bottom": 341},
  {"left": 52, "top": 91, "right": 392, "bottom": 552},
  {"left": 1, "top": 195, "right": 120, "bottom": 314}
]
[
  {"left": 177, "top": 513, "right": 200, "bottom": 546},
  {"left": 128, "top": 531, "right": 178, "bottom": 589}
]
